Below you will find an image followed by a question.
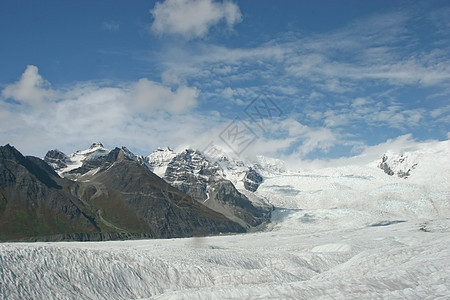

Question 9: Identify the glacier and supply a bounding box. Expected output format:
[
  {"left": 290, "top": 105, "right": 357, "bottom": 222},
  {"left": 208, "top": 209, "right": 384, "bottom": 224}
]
[{"left": 1, "top": 218, "right": 449, "bottom": 299}]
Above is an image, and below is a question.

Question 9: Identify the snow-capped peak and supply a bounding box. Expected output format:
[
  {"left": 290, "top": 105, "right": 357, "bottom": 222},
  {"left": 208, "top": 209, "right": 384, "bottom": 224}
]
[
  {"left": 156, "top": 146, "right": 173, "bottom": 152},
  {"left": 146, "top": 146, "right": 177, "bottom": 178},
  {"left": 45, "top": 142, "right": 110, "bottom": 178},
  {"left": 73, "top": 142, "right": 109, "bottom": 158},
  {"left": 121, "top": 146, "right": 139, "bottom": 161},
  {"left": 254, "top": 155, "right": 287, "bottom": 176},
  {"left": 89, "top": 142, "right": 104, "bottom": 150},
  {"left": 44, "top": 149, "right": 69, "bottom": 170}
]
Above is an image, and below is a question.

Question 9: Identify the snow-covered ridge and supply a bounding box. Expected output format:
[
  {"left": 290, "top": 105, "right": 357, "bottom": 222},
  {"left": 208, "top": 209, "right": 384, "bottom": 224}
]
[
  {"left": 146, "top": 145, "right": 266, "bottom": 193},
  {"left": 255, "top": 139, "right": 450, "bottom": 225},
  {"left": 44, "top": 142, "right": 110, "bottom": 176}
]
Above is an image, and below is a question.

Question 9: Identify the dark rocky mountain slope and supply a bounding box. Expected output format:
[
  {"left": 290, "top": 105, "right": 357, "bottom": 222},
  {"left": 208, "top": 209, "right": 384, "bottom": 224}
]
[
  {"left": 0, "top": 145, "right": 98, "bottom": 241},
  {"left": 0, "top": 145, "right": 244, "bottom": 241},
  {"left": 45, "top": 143, "right": 272, "bottom": 231}
]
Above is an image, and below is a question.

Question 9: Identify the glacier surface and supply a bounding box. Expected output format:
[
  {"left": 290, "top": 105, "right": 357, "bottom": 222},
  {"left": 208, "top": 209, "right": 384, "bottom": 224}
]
[{"left": 1, "top": 218, "right": 449, "bottom": 299}]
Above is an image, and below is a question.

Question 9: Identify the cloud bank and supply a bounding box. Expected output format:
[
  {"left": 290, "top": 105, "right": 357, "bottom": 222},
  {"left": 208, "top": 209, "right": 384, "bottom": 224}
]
[{"left": 0, "top": 66, "right": 203, "bottom": 156}]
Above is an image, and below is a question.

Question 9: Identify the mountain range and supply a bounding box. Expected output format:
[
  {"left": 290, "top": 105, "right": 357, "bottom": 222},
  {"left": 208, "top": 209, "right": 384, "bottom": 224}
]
[
  {"left": 1, "top": 139, "right": 449, "bottom": 241},
  {"left": 0, "top": 144, "right": 250, "bottom": 241},
  {"left": 0, "top": 142, "right": 274, "bottom": 241}
]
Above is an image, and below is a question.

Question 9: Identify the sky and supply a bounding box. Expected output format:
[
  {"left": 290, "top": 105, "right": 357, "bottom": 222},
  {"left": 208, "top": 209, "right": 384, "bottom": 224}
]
[{"left": 0, "top": 0, "right": 449, "bottom": 164}]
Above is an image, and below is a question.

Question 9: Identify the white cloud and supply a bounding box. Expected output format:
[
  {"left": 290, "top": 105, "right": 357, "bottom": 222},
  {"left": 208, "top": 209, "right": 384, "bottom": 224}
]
[
  {"left": 3, "top": 8, "right": 449, "bottom": 160},
  {"left": 351, "top": 97, "right": 371, "bottom": 107},
  {"left": 1, "top": 65, "right": 57, "bottom": 106},
  {"left": 299, "top": 127, "right": 337, "bottom": 156},
  {"left": 262, "top": 118, "right": 340, "bottom": 158},
  {"left": 430, "top": 105, "right": 450, "bottom": 118},
  {"left": 132, "top": 78, "right": 198, "bottom": 114},
  {"left": 222, "top": 87, "right": 234, "bottom": 98},
  {"left": 141, "top": 7, "right": 450, "bottom": 160},
  {"left": 281, "top": 134, "right": 447, "bottom": 170},
  {"left": 161, "top": 71, "right": 182, "bottom": 85},
  {"left": 0, "top": 66, "right": 203, "bottom": 156},
  {"left": 150, "top": 0, "right": 242, "bottom": 39}
]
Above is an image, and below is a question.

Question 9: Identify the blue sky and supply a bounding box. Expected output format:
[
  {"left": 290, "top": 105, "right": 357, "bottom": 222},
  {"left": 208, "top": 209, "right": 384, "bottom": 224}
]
[{"left": 0, "top": 0, "right": 449, "bottom": 163}]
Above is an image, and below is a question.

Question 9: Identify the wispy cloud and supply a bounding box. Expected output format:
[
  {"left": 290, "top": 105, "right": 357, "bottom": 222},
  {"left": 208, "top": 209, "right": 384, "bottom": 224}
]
[
  {"left": 133, "top": 78, "right": 198, "bottom": 114},
  {"left": 155, "top": 8, "right": 449, "bottom": 89},
  {"left": 149, "top": 7, "right": 449, "bottom": 150},
  {"left": 102, "top": 21, "right": 120, "bottom": 32}
]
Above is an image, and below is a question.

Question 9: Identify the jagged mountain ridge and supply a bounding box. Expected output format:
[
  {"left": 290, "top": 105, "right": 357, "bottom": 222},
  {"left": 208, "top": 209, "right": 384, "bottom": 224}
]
[
  {"left": 0, "top": 145, "right": 245, "bottom": 241},
  {"left": 40, "top": 140, "right": 449, "bottom": 235},
  {"left": 146, "top": 146, "right": 177, "bottom": 178},
  {"left": 44, "top": 142, "right": 110, "bottom": 179},
  {"left": 160, "top": 149, "right": 271, "bottom": 228},
  {"left": 76, "top": 147, "right": 245, "bottom": 238},
  {"left": 49, "top": 143, "right": 273, "bottom": 230}
]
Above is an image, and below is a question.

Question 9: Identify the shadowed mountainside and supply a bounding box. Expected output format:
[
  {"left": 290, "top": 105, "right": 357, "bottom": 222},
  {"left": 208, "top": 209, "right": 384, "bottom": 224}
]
[{"left": 0, "top": 145, "right": 244, "bottom": 241}]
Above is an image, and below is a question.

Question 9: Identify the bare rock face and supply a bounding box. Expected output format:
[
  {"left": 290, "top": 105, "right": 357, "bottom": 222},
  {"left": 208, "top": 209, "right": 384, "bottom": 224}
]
[
  {"left": 163, "top": 150, "right": 271, "bottom": 229},
  {"left": 244, "top": 168, "right": 263, "bottom": 192},
  {"left": 378, "top": 153, "right": 418, "bottom": 179},
  {"left": 44, "top": 149, "right": 69, "bottom": 170},
  {"left": 379, "top": 154, "right": 395, "bottom": 176}
]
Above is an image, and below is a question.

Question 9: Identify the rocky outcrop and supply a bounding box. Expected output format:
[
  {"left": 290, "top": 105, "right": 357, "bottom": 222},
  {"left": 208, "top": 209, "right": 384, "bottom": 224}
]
[
  {"left": 44, "top": 149, "right": 69, "bottom": 170},
  {"left": 379, "top": 154, "right": 395, "bottom": 176},
  {"left": 163, "top": 150, "right": 271, "bottom": 229},
  {"left": 244, "top": 168, "right": 263, "bottom": 192},
  {"left": 378, "top": 153, "right": 418, "bottom": 179}
]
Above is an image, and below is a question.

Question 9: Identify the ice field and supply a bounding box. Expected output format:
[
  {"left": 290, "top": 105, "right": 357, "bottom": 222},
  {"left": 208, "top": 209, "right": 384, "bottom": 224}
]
[{"left": 1, "top": 217, "right": 449, "bottom": 299}]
